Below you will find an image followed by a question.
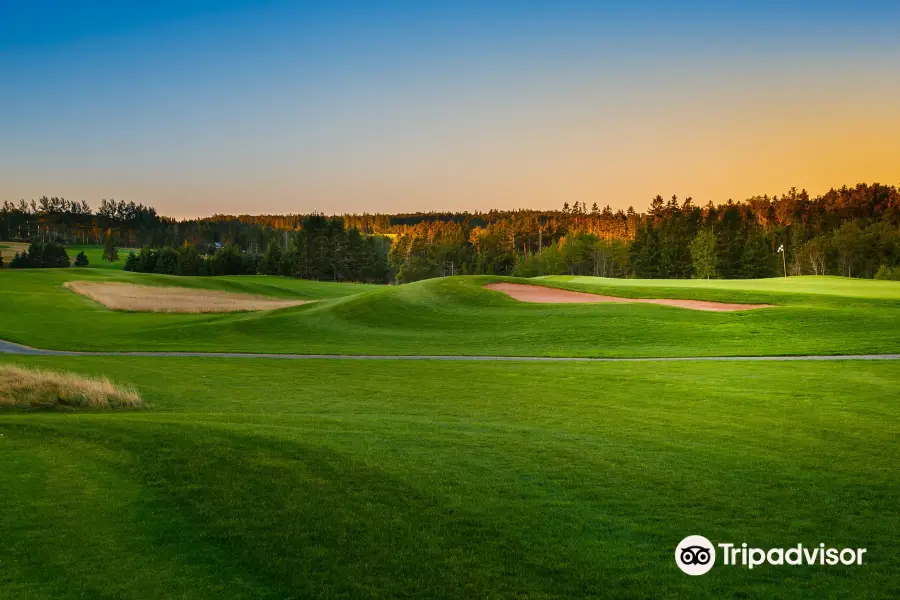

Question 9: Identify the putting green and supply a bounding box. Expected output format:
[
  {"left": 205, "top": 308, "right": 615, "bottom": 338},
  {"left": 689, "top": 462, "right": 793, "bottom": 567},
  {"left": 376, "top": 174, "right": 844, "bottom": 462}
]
[{"left": 541, "top": 274, "right": 900, "bottom": 300}]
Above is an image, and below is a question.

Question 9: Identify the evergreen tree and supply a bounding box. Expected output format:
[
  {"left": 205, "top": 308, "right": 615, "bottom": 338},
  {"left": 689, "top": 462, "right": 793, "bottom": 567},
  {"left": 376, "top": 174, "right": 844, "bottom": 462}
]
[
  {"left": 137, "top": 248, "right": 159, "bottom": 272},
  {"left": 103, "top": 230, "right": 119, "bottom": 262},
  {"left": 48, "top": 243, "right": 71, "bottom": 267},
  {"left": 740, "top": 227, "right": 772, "bottom": 279},
  {"left": 124, "top": 251, "right": 139, "bottom": 272},
  {"left": 9, "top": 252, "right": 26, "bottom": 268},
  {"left": 690, "top": 229, "right": 719, "bottom": 279},
  {"left": 23, "top": 243, "right": 43, "bottom": 267},
  {"left": 364, "top": 236, "right": 392, "bottom": 283},
  {"left": 154, "top": 247, "right": 178, "bottom": 274},
  {"left": 176, "top": 244, "right": 204, "bottom": 276},
  {"left": 260, "top": 242, "right": 283, "bottom": 275},
  {"left": 280, "top": 246, "right": 301, "bottom": 278},
  {"left": 74, "top": 250, "right": 89, "bottom": 267},
  {"left": 209, "top": 244, "right": 244, "bottom": 275},
  {"left": 345, "top": 228, "right": 366, "bottom": 281},
  {"left": 14, "top": 242, "right": 70, "bottom": 268},
  {"left": 715, "top": 205, "right": 745, "bottom": 278},
  {"left": 241, "top": 253, "right": 259, "bottom": 275},
  {"left": 630, "top": 224, "right": 660, "bottom": 278}
]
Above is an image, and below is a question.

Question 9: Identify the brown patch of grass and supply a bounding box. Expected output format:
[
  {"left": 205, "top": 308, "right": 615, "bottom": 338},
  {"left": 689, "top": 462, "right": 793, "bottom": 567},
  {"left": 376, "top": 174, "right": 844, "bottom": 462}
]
[
  {"left": 64, "top": 281, "right": 314, "bottom": 313},
  {"left": 0, "top": 241, "right": 29, "bottom": 264},
  {"left": 0, "top": 365, "right": 143, "bottom": 410}
]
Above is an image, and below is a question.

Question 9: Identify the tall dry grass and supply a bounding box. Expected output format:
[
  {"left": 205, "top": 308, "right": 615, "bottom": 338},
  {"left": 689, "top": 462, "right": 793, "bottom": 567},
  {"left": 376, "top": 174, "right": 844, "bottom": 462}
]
[{"left": 0, "top": 365, "right": 143, "bottom": 410}]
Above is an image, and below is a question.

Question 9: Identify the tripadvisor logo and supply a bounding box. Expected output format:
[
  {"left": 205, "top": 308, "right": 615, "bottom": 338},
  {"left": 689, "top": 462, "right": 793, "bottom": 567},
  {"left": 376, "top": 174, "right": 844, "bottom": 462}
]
[
  {"left": 675, "top": 536, "right": 867, "bottom": 575},
  {"left": 675, "top": 535, "right": 716, "bottom": 575}
]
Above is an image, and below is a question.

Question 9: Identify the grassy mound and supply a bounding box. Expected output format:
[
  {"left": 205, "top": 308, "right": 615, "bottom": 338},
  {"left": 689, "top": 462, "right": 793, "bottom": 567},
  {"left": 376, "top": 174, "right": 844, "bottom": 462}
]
[
  {"left": 1, "top": 270, "right": 900, "bottom": 357},
  {"left": 0, "top": 365, "right": 142, "bottom": 410}
]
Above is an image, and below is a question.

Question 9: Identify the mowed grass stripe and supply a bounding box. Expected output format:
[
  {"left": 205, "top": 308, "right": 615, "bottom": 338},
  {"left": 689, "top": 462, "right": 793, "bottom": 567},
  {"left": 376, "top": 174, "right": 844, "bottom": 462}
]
[{"left": 0, "top": 356, "right": 898, "bottom": 598}]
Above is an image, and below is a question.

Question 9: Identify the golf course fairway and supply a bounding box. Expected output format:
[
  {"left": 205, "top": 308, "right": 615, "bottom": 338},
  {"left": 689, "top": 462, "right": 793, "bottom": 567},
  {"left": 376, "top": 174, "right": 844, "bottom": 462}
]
[{"left": 1, "top": 269, "right": 898, "bottom": 598}]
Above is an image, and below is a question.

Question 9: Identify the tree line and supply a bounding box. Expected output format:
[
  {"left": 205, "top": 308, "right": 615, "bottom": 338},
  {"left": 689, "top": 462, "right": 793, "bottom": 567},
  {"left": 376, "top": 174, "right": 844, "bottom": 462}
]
[
  {"left": 1, "top": 197, "right": 169, "bottom": 247},
  {"left": 6, "top": 241, "right": 91, "bottom": 269},
  {"left": 629, "top": 186, "right": 900, "bottom": 280},
  {"left": 386, "top": 185, "right": 900, "bottom": 281},
  {"left": 3, "top": 183, "right": 899, "bottom": 281},
  {"left": 123, "top": 216, "right": 392, "bottom": 283}
]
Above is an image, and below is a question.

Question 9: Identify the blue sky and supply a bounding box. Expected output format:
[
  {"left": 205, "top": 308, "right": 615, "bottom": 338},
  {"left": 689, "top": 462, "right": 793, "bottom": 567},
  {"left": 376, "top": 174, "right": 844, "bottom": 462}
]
[{"left": 2, "top": 1, "right": 899, "bottom": 217}]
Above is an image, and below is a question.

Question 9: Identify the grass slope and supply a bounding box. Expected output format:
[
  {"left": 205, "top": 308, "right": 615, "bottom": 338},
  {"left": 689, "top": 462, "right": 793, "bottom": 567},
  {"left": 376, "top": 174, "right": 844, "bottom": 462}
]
[
  {"left": 538, "top": 274, "right": 900, "bottom": 300},
  {"left": 0, "top": 356, "right": 897, "bottom": 599},
  {"left": 66, "top": 244, "right": 140, "bottom": 269},
  {"left": 0, "top": 243, "right": 138, "bottom": 269},
  {"left": 1, "top": 269, "right": 899, "bottom": 357}
]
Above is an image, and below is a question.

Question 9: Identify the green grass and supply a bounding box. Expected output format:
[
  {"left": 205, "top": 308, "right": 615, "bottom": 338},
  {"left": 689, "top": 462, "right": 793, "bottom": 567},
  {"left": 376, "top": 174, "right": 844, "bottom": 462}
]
[
  {"left": 539, "top": 274, "right": 900, "bottom": 300},
  {"left": 66, "top": 244, "right": 140, "bottom": 269},
  {"left": 0, "top": 243, "right": 138, "bottom": 269},
  {"left": 1, "top": 268, "right": 898, "bottom": 597},
  {"left": 0, "top": 356, "right": 897, "bottom": 598},
  {"left": 1, "top": 269, "right": 899, "bottom": 357}
]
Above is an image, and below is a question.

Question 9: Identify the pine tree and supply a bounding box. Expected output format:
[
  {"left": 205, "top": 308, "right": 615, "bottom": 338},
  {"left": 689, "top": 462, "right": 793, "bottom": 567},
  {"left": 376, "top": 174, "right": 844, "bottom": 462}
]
[
  {"left": 740, "top": 228, "right": 772, "bottom": 278},
  {"left": 629, "top": 224, "right": 660, "bottom": 278},
  {"left": 154, "top": 247, "right": 178, "bottom": 274},
  {"left": 690, "top": 229, "right": 719, "bottom": 279},
  {"left": 260, "top": 242, "right": 284, "bottom": 275},
  {"left": 103, "top": 230, "right": 119, "bottom": 262},
  {"left": 74, "top": 250, "right": 89, "bottom": 267},
  {"left": 124, "top": 251, "right": 139, "bottom": 272},
  {"left": 176, "top": 244, "right": 204, "bottom": 276},
  {"left": 137, "top": 248, "right": 159, "bottom": 272}
]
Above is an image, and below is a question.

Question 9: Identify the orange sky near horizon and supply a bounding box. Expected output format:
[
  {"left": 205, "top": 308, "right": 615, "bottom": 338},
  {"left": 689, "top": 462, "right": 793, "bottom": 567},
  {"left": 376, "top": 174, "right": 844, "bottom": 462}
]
[{"left": 3, "top": 3, "right": 899, "bottom": 218}]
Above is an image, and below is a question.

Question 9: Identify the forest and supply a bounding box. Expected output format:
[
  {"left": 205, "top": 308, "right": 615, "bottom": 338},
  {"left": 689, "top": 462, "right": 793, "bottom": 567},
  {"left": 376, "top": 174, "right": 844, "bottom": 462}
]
[
  {"left": 2, "top": 183, "right": 899, "bottom": 282},
  {"left": 123, "top": 216, "right": 392, "bottom": 283}
]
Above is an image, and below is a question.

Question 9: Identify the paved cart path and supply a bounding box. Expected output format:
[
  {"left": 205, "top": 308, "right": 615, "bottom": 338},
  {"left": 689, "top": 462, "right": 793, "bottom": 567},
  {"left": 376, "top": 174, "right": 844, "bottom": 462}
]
[{"left": 2, "top": 338, "right": 898, "bottom": 362}]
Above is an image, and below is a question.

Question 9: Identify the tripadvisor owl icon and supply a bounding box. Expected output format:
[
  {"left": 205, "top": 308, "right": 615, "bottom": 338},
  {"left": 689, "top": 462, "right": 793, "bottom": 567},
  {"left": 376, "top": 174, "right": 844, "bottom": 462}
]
[{"left": 675, "top": 535, "right": 716, "bottom": 575}]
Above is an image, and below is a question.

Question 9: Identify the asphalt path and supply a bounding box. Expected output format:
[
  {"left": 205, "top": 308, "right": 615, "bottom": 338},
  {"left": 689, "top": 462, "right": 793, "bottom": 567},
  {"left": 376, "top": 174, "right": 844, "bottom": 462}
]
[{"left": 2, "top": 338, "right": 898, "bottom": 362}]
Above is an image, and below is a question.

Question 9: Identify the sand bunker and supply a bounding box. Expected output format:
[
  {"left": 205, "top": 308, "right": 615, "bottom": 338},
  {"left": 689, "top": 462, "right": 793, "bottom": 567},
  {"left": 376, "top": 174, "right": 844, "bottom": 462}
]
[
  {"left": 485, "top": 283, "right": 772, "bottom": 312},
  {"left": 64, "top": 281, "right": 314, "bottom": 313}
]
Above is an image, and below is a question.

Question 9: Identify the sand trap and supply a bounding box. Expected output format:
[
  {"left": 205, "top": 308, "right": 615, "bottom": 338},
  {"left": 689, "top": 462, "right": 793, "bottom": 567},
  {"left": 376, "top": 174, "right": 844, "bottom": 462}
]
[
  {"left": 485, "top": 283, "right": 772, "bottom": 312},
  {"left": 64, "top": 281, "right": 314, "bottom": 313}
]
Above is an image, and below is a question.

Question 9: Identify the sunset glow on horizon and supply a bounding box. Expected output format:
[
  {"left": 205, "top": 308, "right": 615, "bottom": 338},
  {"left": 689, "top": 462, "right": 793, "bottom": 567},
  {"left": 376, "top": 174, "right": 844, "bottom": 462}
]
[{"left": 2, "top": 1, "right": 899, "bottom": 218}]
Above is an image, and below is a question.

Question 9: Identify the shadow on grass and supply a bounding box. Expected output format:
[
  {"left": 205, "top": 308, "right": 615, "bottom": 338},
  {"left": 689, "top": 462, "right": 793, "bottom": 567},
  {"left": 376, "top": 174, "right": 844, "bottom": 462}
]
[
  {"left": 2, "top": 418, "right": 894, "bottom": 599},
  {"left": 1, "top": 420, "right": 612, "bottom": 598}
]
